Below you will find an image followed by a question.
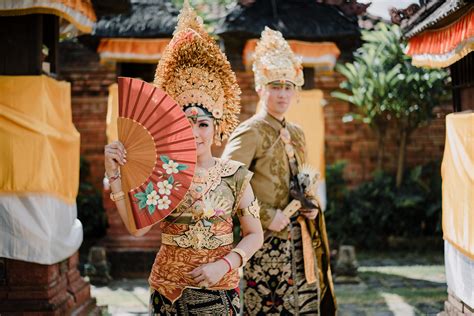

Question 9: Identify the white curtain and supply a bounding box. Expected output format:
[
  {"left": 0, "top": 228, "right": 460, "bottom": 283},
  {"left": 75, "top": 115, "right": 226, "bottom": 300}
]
[
  {"left": 445, "top": 240, "right": 474, "bottom": 307},
  {"left": 0, "top": 194, "right": 83, "bottom": 265}
]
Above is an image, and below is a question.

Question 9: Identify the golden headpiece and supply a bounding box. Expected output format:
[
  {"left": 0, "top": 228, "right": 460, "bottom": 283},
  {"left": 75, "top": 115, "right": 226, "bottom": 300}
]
[
  {"left": 253, "top": 27, "right": 304, "bottom": 90},
  {"left": 154, "top": 0, "right": 241, "bottom": 145}
]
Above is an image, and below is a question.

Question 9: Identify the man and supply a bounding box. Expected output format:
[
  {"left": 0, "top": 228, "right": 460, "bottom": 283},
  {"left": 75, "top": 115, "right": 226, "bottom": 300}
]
[{"left": 222, "top": 27, "right": 336, "bottom": 315}]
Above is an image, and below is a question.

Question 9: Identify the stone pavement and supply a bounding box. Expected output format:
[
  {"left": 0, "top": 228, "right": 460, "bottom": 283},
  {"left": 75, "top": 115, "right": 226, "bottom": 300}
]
[
  {"left": 336, "top": 265, "right": 446, "bottom": 316},
  {"left": 91, "top": 279, "right": 149, "bottom": 315},
  {"left": 91, "top": 264, "right": 446, "bottom": 315}
]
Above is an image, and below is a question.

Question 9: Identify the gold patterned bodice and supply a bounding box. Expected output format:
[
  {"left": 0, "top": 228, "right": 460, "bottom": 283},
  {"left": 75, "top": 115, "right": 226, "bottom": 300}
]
[{"left": 148, "top": 158, "right": 253, "bottom": 303}]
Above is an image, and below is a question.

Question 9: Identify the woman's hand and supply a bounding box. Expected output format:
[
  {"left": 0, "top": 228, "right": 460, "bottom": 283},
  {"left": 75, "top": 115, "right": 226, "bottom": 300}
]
[
  {"left": 188, "top": 260, "right": 228, "bottom": 288},
  {"left": 267, "top": 209, "right": 290, "bottom": 232},
  {"left": 104, "top": 141, "right": 127, "bottom": 176}
]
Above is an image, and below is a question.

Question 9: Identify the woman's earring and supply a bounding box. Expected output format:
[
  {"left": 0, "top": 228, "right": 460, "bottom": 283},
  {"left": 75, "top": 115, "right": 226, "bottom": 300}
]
[{"left": 214, "top": 136, "right": 221, "bottom": 146}]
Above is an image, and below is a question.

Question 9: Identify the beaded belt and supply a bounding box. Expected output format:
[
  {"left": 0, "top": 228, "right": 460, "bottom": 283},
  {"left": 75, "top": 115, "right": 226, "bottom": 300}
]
[{"left": 161, "top": 221, "right": 233, "bottom": 250}]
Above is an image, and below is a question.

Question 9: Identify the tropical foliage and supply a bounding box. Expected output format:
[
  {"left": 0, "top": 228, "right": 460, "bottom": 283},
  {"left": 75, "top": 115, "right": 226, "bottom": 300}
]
[
  {"left": 332, "top": 23, "right": 449, "bottom": 186},
  {"left": 325, "top": 160, "right": 442, "bottom": 249},
  {"left": 172, "top": 0, "right": 235, "bottom": 31}
]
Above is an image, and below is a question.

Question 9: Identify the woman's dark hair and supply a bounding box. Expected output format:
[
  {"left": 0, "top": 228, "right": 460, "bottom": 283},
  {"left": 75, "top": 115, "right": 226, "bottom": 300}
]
[{"left": 183, "top": 103, "right": 213, "bottom": 117}]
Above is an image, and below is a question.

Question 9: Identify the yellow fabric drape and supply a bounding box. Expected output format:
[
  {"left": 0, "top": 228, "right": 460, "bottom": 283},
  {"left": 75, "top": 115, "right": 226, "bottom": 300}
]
[
  {"left": 106, "top": 83, "right": 119, "bottom": 143},
  {"left": 0, "top": 0, "right": 96, "bottom": 33},
  {"left": 256, "top": 89, "right": 325, "bottom": 180},
  {"left": 286, "top": 90, "right": 326, "bottom": 180},
  {"left": 441, "top": 112, "right": 474, "bottom": 259},
  {"left": 0, "top": 75, "right": 80, "bottom": 204}
]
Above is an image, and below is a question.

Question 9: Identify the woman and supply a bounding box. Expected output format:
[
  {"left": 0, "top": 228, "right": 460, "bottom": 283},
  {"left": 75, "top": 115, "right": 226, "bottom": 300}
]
[{"left": 104, "top": 2, "right": 263, "bottom": 315}]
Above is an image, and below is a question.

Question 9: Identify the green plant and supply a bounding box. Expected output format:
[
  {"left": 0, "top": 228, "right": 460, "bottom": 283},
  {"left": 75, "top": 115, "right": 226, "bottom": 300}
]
[
  {"left": 325, "top": 161, "right": 442, "bottom": 249},
  {"left": 332, "top": 23, "right": 449, "bottom": 186},
  {"left": 172, "top": 0, "right": 234, "bottom": 32},
  {"left": 77, "top": 157, "right": 107, "bottom": 238}
]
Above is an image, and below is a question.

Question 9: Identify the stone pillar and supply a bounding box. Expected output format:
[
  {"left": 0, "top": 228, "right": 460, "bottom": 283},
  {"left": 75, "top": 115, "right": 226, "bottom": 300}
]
[
  {"left": 0, "top": 253, "right": 99, "bottom": 315},
  {"left": 100, "top": 187, "right": 161, "bottom": 278}
]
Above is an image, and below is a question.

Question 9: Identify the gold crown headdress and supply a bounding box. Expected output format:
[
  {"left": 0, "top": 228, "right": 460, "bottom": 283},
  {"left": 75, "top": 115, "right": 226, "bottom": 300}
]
[
  {"left": 253, "top": 27, "right": 304, "bottom": 90},
  {"left": 154, "top": 0, "right": 241, "bottom": 145}
]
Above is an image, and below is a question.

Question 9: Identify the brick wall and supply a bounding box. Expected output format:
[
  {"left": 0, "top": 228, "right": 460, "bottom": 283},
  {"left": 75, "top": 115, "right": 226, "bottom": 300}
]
[
  {"left": 59, "top": 41, "right": 116, "bottom": 189},
  {"left": 230, "top": 70, "right": 450, "bottom": 186},
  {"left": 59, "top": 43, "right": 450, "bottom": 189},
  {"left": 317, "top": 72, "right": 450, "bottom": 185}
]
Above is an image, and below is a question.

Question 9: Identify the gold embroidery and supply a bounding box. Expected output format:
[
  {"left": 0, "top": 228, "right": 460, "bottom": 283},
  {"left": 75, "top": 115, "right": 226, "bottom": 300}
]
[
  {"left": 163, "top": 220, "right": 234, "bottom": 250},
  {"left": 180, "top": 159, "right": 243, "bottom": 221},
  {"left": 201, "top": 194, "right": 231, "bottom": 219}
]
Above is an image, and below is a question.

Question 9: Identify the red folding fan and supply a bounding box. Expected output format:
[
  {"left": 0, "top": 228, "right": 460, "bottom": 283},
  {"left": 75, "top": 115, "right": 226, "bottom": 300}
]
[{"left": 117, "top": 77, "right": 196, "bottom": 230}]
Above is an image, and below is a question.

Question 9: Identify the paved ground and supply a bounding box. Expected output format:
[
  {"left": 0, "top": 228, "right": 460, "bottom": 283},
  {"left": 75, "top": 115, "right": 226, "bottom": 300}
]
[
  {"left": 91, "top": 279, "right": 149, "bottom": 315},
  {"left": 91, "top": 252, "right": 447, "bottom": 315},
  {"left": 336, "top": 265, "right": 446, "bottom": 316}
]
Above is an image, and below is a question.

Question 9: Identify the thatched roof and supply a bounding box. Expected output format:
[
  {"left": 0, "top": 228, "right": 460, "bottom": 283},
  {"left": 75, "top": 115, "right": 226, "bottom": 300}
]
[
  {"left": 91, "top": 0, "right": 130, "bottom": 17},
  {"left": 93, "top": 0, "right": 178, "bottom": 38},
  {"left": 216, "top": 0, "right": 360, "bottom": 41}
]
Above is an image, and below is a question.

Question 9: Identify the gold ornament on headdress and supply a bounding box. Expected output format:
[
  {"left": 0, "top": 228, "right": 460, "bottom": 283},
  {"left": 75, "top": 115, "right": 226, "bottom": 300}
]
[
  {"left": 154, "top": 0, "right": 241, "bottom": 145},
  {"left": 253, "top": 27, "right": 304, "bottom": 90}
]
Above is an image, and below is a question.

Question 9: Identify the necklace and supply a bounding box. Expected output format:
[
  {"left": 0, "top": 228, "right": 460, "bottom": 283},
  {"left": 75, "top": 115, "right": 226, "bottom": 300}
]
[{"left": 192, "top": 158, "right": 216, "bottom": 194}]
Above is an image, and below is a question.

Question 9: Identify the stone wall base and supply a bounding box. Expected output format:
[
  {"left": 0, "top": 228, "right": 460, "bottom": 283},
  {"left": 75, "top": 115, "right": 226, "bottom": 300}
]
[
  {"left": 0, "top": 253, "right": 99, "bottom": 315},
  {"left": 442, "top": 289, "right": 474, "bottom": 316}
]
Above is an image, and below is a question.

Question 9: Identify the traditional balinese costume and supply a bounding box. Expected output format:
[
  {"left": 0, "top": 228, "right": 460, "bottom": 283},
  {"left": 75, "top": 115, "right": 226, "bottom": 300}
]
[
  {"left": 222, "top": 27, "right": 336, "bottom": 315},
  {"left": 147, "top": 3, "right": 260, "bottom": 315}
]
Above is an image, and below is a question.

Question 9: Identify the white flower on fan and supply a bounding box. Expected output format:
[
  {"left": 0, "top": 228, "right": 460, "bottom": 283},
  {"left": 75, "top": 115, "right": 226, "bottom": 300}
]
[
  {"left": 158, "top": 195, "right": 172, "bottom": 210},
  {"left": 163, "top": 160, "right": 179, "bottom": 174},
  {"left": 146, "top": 190, "right": 159, "bottom": 206},
  {"left": 157, "top": 180, "right": 173, "bottom": 195}
]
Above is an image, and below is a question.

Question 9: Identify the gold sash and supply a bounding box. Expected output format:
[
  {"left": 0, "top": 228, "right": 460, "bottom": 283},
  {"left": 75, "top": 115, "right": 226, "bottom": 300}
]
[{"left": 280, "top": 125, "right": 317, "bottom": 284}]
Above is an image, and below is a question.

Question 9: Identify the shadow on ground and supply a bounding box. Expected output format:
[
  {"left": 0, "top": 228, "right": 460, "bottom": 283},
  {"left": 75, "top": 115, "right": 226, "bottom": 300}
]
[{"left": 336, "top": 270, "right": 446, "bottom": 316}]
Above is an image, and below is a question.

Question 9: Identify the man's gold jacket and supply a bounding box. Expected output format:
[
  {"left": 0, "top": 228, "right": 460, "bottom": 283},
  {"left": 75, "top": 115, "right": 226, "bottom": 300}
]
[{"left": 221, "top": 111, "right": 336, "bottom": 307}]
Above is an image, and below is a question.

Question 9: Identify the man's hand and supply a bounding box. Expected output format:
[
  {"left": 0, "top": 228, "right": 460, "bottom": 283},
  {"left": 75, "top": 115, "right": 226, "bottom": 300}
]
[{"left": 267, "top": 209, "right": 290, "bottom": 232}]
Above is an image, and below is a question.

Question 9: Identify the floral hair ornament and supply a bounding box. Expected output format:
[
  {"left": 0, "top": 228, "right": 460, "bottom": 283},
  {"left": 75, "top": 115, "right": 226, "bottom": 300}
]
[
  {"left": 253, "top": 27, "right": 304, "bottom": 90},
  {"left": 154, "top": 0, "right": 241, "bottom": 145},
  {"left": 185, "top": 105, "right": 213, "bottom": 124}
]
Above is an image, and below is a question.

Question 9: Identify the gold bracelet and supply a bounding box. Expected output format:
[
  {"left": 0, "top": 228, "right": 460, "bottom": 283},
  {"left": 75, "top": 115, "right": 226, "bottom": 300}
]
[
  {"left": 238, "top": 198, "right": 260, "bottom": 218},
  {"left": 110, "top": 191, "right": 125, "bottom": 202},
  {"left": 230, "top": 248, "right": 248, "bottom": 267}
]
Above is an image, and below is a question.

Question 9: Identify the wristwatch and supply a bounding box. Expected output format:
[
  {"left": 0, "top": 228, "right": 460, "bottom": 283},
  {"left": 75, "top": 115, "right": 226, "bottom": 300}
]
[{"left": 110, "top": 191, "right": 125, "bottom": 202}]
